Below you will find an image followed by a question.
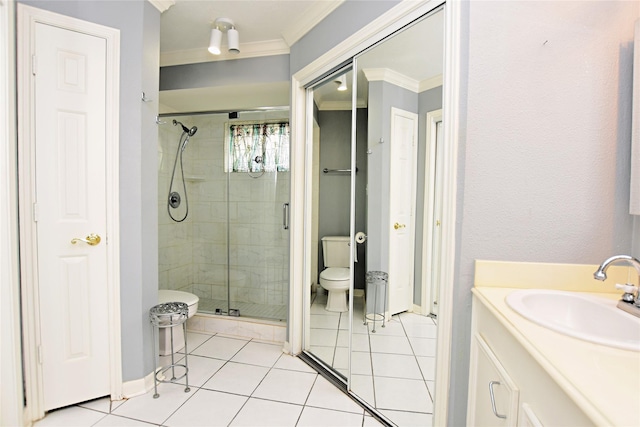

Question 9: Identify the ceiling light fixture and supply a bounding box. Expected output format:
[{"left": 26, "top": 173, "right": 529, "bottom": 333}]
[
  {"left": 335, "top": 75, "right": 347, "bottom": 91},
  {"left": 208, "top": 18, "right": 240, "bottom": 55}
]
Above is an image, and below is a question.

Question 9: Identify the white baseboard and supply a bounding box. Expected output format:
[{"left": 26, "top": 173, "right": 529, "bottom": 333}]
[{"left": 121, "top": 370, "right": 156, "bottom": 399}]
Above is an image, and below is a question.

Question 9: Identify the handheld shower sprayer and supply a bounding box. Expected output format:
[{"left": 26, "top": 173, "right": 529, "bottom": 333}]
[
  {"left": 167, "top": 119, "right": 197, "bottom": 222},
  {"left": 173, "top": 119, "right": 198, "bottom": 137}
]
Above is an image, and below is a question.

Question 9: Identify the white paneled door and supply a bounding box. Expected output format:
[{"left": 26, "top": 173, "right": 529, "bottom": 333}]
[
  {"left": 388, "top": 108, "right": 418, "bottom": 316},
  {"left": 34, "top": 22, "right": 110, "bottom": 411}
]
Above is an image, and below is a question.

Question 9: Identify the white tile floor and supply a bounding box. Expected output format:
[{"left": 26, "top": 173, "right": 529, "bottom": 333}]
[
  {"left": 309, "top": 292, "right": 436, "bottom": 426},
  {"left": 34, "top": 333, "right": 383, "bottom": 427}
]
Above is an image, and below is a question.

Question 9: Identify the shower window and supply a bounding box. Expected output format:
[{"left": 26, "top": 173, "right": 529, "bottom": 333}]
[{"left": 227, "top": 122, "right": 290, "bottom": 173}]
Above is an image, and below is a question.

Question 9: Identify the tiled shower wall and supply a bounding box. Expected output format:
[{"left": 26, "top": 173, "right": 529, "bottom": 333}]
[{"left": 158, "top": 111, "right": 289, "bottom": 319}]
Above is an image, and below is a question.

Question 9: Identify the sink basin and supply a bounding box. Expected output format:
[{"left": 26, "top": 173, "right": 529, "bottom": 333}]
[{"left": 506, "top": 290, "right": 640, "bottom": 351}]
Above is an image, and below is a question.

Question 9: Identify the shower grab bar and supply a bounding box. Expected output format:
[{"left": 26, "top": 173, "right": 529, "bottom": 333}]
[
  {"left": 322, "top": 167, "right": 358, "bottom": 174},
  {"left": 283, "top": 203, "right": 290, "bottom": 230}
]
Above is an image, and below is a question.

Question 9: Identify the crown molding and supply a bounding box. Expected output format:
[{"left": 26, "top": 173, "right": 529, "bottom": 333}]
[
  {"left": 160, "top": 39, "right": 290, "bottom": 67},
  {"left": 281, "top": 0, "right": 345, "bottom": 46},
  {"left": 148, "top": 0, "right": 175, "bottom": 13},
  {"left": 420, "top": 74, "right": 443, "bottom": 92},
  {"left": 363, "top": 68, "right": 419, "bottom": 93},
  {"left": 363, "top": 68, "right": 443, "bottom": 93}
]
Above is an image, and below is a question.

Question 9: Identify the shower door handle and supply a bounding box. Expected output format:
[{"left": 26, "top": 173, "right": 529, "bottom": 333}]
[{"left": 283, "top": 203, "right": 290, "bottom": 230}]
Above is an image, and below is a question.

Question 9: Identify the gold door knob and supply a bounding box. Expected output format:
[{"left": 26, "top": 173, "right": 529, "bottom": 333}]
[
  {"left": 71, "top": 233, "right": 101, "bottom": 246},
  {"left": 394, "top": 222, "right": 406, "bottom": 230}
]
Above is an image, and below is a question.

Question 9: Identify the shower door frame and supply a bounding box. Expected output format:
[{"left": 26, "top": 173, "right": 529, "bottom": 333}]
[{"left": 159, "top": 110, "right": 290, "bottom": 321}]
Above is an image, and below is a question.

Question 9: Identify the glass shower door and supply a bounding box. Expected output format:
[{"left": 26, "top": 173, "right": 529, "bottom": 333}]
[{"left": 226, "top": 110, "right": 290, "bottom": 321}]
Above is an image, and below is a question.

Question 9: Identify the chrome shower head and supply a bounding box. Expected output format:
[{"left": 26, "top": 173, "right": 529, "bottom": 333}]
[{"left": 173, "top": 119, "right": 197, "bottom": 137}]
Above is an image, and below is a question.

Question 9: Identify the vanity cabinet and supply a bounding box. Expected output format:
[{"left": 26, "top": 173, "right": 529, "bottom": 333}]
[{"left": 467, "top": 292, "right": 596, "bottom": 427}]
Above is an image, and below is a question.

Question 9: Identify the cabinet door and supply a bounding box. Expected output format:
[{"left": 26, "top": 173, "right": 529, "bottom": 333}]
[
  {"left": 468, "top": 333, "right": 519, "bottom": 426},
  {"left": 519, "top": 403, "right": 544, "bottom": 427}
]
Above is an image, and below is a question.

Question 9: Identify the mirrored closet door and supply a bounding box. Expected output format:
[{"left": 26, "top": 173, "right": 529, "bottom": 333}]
[
  {"left": 348, "top": 10, "right": 444, "bottom": 421},
  {"left": 301, "top": 6, "right": 445, "bottom": 426}
]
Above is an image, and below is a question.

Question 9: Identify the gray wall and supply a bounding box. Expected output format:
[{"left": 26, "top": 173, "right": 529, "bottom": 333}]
[
  {"left": 366, "top": 80, "right": 418, "bottom": 275},
  {"left": 19, "top": 0, "right": 161, "bottom": 381},
  {"left": 414, "top": 86, "right": 443, "bottom": 305},
  {"left": 317, "top": 109, "right": 368, "bottom": 289},
  {"left": 291, "top": 1, "right": 639, "bottom": 425},
  {"left": 289, "top": 0, "right": 400, "bottom": 74},
  {"left": 160, "top": 55, "right": 290, "bottom": 91}
]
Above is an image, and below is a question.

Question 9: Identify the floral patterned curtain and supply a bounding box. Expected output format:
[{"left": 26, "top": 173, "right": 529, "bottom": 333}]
[{"left": 229, "top": 122, "right": 290, "bottom": 172}]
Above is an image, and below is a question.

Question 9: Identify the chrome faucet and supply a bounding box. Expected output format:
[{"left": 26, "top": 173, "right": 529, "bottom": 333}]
[{"left": 593, "top": 255, "right": 640, "bottom": 308}]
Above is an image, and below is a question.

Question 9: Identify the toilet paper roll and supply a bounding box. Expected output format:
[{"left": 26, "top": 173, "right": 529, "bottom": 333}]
[{"left": 355, "top": 232, "right": 367, "bottom": 244}]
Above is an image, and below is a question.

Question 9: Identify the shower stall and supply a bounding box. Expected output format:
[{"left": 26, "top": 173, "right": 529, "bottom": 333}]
[{"left": 158, "top": 109, "right": 290, "bottom": 322}]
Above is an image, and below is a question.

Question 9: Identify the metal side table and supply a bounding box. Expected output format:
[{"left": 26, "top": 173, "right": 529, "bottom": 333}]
[
  {"left": 364, "top": 271, "right": 388, "bottom": 333},
  {"left": 149, "top": 302, "right": 190, "bottom": 398}
]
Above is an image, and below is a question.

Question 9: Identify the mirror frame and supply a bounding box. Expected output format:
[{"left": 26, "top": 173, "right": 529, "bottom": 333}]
[
  {"left": 287, "top": 0, "right": 461, "bottom": 424},
  {"left": 300, "top": 65, "right": 356, "bottom": 385}
]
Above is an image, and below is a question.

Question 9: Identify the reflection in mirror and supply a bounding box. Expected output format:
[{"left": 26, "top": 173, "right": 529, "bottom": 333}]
[
  {"left": 304, "top": 68, "right": 362, "bottom": 379},
  {"left": 350, "top": 9, "right": 444, "bottom": 424}
]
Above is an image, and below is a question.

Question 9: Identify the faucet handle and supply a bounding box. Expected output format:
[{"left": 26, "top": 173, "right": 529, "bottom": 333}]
[{"left": 615, "top": 283, "right": 638, "bottom": 303}]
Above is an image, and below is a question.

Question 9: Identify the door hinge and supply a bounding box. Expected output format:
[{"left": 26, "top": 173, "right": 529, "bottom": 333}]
[
  {"left": 32, "top": 203, "right": 38, "bottom": 222},
  {"left": 32, "top": 55, "right": 36, "bottom": 75},
  {"left": 37, "top": 345, "right": 43, "bottom": 364}
]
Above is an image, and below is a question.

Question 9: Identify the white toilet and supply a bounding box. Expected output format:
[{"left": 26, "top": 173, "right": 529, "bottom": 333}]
[
  {"left": 319, "top": 236, "right": 351, "bottom": 312},
  {"left": 158, "top": 290, "right": 199, "bottom": 356}
]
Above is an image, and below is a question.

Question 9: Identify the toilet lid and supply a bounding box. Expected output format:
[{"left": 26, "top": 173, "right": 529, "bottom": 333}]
[
  {"left": 159, "top": 290, "right": 199, "bottom": 306},
  {"left": 320, "top": 267, "right": 350, "bottom": 281}
]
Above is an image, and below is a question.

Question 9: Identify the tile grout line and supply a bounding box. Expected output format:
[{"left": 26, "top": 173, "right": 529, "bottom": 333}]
[
  {"left": 366, "top": 319, "right": 379, "bottom": 410},
  {"left": 294, "top": 373, "right": 320, "bottom": 426},
  {"left": 403, "top": 314, "right": 436, "bottom": 404}
]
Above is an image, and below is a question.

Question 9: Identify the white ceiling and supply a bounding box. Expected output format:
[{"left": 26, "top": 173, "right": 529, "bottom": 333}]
[{"left": 159, "top": 0, "right": 343, "bottom": 66}]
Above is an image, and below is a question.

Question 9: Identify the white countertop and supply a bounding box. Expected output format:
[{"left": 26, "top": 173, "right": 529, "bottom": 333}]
[{"left": 473, "top": 287, "right": 640, "bottom": 427}]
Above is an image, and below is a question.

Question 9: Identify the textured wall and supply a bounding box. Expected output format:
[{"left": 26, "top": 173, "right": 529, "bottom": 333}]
[{"left": 448, "top": 2, "right": 640, "bottom": 425}]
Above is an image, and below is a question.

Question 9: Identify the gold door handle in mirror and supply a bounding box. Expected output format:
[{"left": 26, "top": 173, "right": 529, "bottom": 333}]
[
  {"left": 394, "top": 222, "right": 406, "bottom": 230},
  {"left": 71, "top": 233, "right": 101, "bottom": 246}
]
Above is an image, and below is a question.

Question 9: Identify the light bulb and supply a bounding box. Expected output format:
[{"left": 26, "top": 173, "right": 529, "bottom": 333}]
[
  {"left": 208, "top": 28, "right": 222, "bottom": 55},
  {"left": 227, "top": 28, "right": 240, "bottom": 54}
]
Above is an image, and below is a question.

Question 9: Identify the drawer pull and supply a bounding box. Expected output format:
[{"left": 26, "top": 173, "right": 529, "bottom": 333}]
[{"left": 488, "top": 381, "right": 507, "bottom": 419}]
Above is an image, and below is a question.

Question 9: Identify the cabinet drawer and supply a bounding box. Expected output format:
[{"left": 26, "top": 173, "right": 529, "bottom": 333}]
[{"left": 468, "top": 333, "right": 519, "bottom": 426}]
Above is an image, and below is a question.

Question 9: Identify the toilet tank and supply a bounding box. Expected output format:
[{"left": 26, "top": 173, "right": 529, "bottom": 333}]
[{"left": 321, "top": 236, "right": 351, "bottom": 268}]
